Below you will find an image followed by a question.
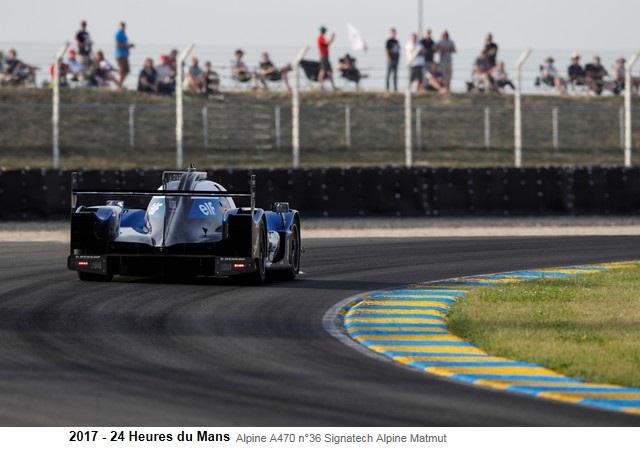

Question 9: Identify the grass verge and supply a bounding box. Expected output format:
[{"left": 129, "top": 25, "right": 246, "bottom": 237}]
[{"left": 447, "top": 263, "right": 640, "bottom": 387}]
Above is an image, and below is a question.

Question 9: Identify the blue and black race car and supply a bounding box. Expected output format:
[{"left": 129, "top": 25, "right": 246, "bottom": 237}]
[{"left": 67, "top": 167, "right": 301, "bottom": 284}]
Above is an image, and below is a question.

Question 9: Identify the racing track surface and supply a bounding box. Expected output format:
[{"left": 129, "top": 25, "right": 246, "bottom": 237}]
[{"left": 1, "top": 236, "right": 640, "bottom": 426}]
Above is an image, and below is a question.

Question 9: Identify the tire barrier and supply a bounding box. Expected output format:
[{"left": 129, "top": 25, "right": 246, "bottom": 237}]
[{"left": 2, "top": 167, "right": 640, "bottom": 220}]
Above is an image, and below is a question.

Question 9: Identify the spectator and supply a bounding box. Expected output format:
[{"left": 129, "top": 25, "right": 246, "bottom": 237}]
[
  {"left": 75, "top": 20, "right": 93, "bottom": 67},
  {"left": 419, "top": 29, "right": 436, "bottom": 70},
  {"left": 49, "top": 61, "right": 69, "bottom": 87},
  {"left": 612, "top": 57, "right": 640, "bottom": 95},
  {"left": 257, "top": 52, "right": 292, "bottom": 91},
  {"left": 232, "top": 49, "right": 258, "bottom": 88},
  {"left": 317, "top": 25, "right": 337, "bottom": 91},
  {"left": 384, "top": 27, "right": 400, "bottom": 92},
  {"left": 1, "top": 49, "right": 36, "bottom": 86},
  {"left": 137, "top": 57, "right": 159, "bottom": 93},
  {"left": 406, "top": 32, "right": 425, "bottom": 92},
  {"left": 471, "top": 50, "right": 494, "bottom": 92},
  {"left": 87, "top": 50, "right": 119, "bottom": 87},
  {"left": 540, "top": 56, "right": 567, "bottom": 93},
  {"left": 483, "top": 33, "right": 498, "bottom": 68},
  {"left": 490, "top": 61, "right": 515, "bottom": 92},
  {"left": 436, "top": 30, "right": 456, "bottom": 86},
  {"left": 203, "top": 61, "right": 221, "bottom": 94},
  {"left": 155, "top": 55, "right": 175, "bottom": 94},
  {"left": 585, "top": 55, "right": 615, "bottom": 95},
  {"left": 567, "top": 52, "right": 589, "bottom": 89},
  {"left": 114, "top": 21, "right": 134, "bottom": 88},
  {"left": 338, "top": 53, "right": 367, "bottom": 89},
  {"left": 185, "top": 57, "right": 206, "bottom": 94},
  {"left": 65, "top": 49, "right": 85, "bottom": 83},
  {"left": 424, "top": 62, "right": 449, "bottom": 94},
  {"left": 167, "top": 49, "right": 178, "bottom": 79}
]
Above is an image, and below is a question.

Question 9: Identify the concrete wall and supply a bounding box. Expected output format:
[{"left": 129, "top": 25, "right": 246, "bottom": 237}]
[{"left": 2, "top": 167, "right": 639, "bottom": 220}]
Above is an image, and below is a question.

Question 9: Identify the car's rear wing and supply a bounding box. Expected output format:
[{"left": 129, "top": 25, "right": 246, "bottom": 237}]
[{"left": 71, "top": 171, "right": 256, "bottom": 216}]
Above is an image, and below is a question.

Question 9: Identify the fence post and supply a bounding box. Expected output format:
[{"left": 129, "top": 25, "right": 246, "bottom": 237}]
[
  {"left": 619, "top": 107, "right": 624, "bottom": 151},
  {"left": 52, "top": 42, "right": 70, "bottom": 169},
  {"left": 415, "top": 107, "right": 422, "bottom": 152},
  {"left": 552, "top": 107, "right": 559, "bottom": 151},
  {"left": 405, "top": 47, "right": 421, "bottom": 168},
  {"left": 345, "top": 106, "right": 351, "bottom": 150},
  {"left": 128, "top": 105, "right": 135, "bottom": 150},
  {"left": 484, "top": 107, "right": 491, "bottom": 149},
  {"left": 274, "top": 105, "right": 281, "bottom": 151},
  {"left": 176, "top": 43, "right": 194, "bottom": 169},
  {"left": 291, "top": 46, "right": 309, "bottom": 169},
  {"left": 514, "top": 49, "right": 532, "bottom": 168},
  {"left": 202, "top": 105, "right": 208, "bottom": 152},
  {"left": 624, "top": 50, "right": 640, "bottom": 167}
]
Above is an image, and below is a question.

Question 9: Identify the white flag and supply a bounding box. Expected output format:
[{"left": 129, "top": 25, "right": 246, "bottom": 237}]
[{"left": 347, "top": 23, "right": 367, "bottom": 52}]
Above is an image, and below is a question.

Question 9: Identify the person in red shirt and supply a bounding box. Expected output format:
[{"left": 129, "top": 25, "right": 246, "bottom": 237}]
[{"left": 317, "top": 25, "right": 336, "bottom": 90}]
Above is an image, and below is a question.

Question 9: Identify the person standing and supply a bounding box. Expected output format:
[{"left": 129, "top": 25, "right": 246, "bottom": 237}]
[
  {"left": 436, "top": 30, "right": 456, "bottom": 87},
  {"left": 405, "top": 32, "right": 425, "bottom": 92},
  {"left": 115, "top": 21, "right": 134, "bottom": 88},
  {"left": 483, "top": 33, "right": 498, "bottom": 69},
  {"left": 317, "top": 25, "right": 336, "bottom": 91},
  {"left": 385, "top": 27, "right": 400, "bottom": 92},
  {"left": 75, "top": 20, "right": 93, "bottom": 67}
]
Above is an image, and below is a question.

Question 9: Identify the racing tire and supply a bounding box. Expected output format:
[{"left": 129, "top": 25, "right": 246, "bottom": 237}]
[
  {"left": 247, "top": 221, "right": 267, "bottom": 285},
  {"left": 283, "top": 221, "right": 301, "bottom": 280},
  {"left": 77, "top": 271, "right": 113, "bottom": 282}
]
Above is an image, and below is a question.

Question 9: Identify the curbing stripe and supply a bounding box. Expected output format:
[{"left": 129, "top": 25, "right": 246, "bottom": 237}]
[{"left": 335, "top": 262, "right": 640, "bottom": 415}]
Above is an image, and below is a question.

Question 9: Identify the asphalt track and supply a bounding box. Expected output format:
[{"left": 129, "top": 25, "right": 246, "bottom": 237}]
[{"left": 1, "top": 236, "right": 640, "bottom": 426}]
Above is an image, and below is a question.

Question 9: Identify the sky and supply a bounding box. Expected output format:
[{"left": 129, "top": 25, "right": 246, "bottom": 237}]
[{"left": 5, "top": 0, "right": 640, "bottom": 53}]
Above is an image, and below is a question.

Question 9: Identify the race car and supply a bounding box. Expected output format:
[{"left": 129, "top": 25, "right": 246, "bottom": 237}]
[{"left": 67, "top": 167, "right": 301, "bottom": 284}]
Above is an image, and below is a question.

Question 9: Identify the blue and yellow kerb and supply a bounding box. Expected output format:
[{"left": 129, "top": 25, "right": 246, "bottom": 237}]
[{"left": 336, "top": 263, "right": 640, "bottom": 415}]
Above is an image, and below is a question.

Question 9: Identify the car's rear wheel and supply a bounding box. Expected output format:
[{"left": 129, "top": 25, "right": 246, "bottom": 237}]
[
  {"left": 77, "top": 271, "right": 113, "bottom": 282},
  {"left": 247, "top": 221, "right": 267, "bottom": 285}
]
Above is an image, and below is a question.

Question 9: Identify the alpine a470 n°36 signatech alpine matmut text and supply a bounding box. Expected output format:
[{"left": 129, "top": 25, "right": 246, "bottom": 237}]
[{"left": 67, "top": 167, "right": 301, "bottom": 284}]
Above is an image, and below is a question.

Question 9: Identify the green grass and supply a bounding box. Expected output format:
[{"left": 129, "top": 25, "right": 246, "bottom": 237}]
[{"left": 448, "top": 263, "right": 640, "bottom": 387}]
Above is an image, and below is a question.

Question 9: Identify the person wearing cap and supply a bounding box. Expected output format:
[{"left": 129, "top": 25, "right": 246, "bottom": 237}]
[
  {"left": 567, "top": 52, "right": 587, "bottom": 87},
  {"left": 75, "top": 20, "right": 93, "bottom": 67},
  {"left": 156, "top": 55, "right": 175, "bottom": 94},
  {"left": 317, "top": 25, "right": 337, "bottom": 90},
  {"left": 541, "top": 56, "right": 566, "bottom": 93},
  {"left": 65, "top": 48, "right": 85, "bottom": 83}
]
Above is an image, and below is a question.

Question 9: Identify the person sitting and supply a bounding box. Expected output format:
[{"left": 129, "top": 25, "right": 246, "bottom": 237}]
[
  {"left": 49, "top": 61, "right": 69, "bottom": 87},
  {"left": 1, "top": 49, "right": 37, "bottom": 86},
  {"left": 137, "top": 57, "right": 159, "bottom": 93},
  {"left": 203, "top": 61, "right": 221, "bottom": 94},
  {"left": 155, "top": 55, "right": 175, "bottom": 94},
  {"left": 538, "top": 56, "right": 567, "bottom": 93},
  {"left": 567, "top": 52, "right": 587, "bottom": 87},
  {"left": 86, "top": 50, "right": 119, "bottom": 87},
  {"left": 611, "top": 57, "right": 640, "bottom": 95},
  {"left": 185, "top": 57, "right": 206, "bottom": 94},
  {"left": 65, "top": 49, "right": 85, "bottom": 84},
  {"left": 424, "top": 62, "right": 449, "bottom": 93},
  {"left": 490, "top": 61, "right": 515, "bottom": 92},
  {"left": 232, "top": 49, "right": 258, "bottom": 89},
  {"left": 338, "top": 53, "right": 367, "bottom": 89},
  {"left": 468, "top": 50, "right": 494, "bottom": 92},
  {"left": 257, "top": 52, "right": 292, "bottom": 91},
  {"left": 584, "top": 55, "right": 615, "bottom": 95}
]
